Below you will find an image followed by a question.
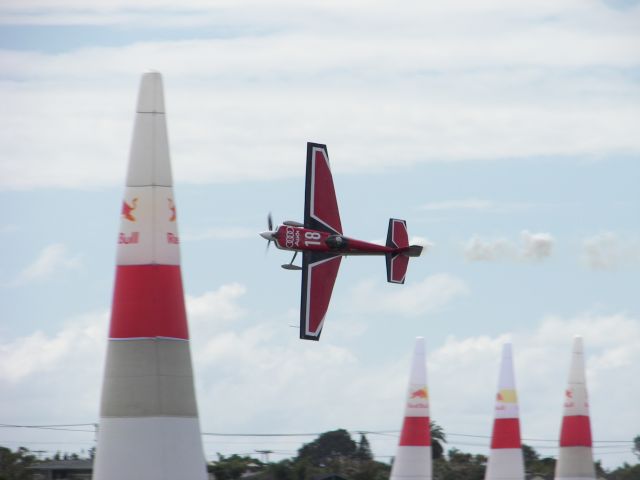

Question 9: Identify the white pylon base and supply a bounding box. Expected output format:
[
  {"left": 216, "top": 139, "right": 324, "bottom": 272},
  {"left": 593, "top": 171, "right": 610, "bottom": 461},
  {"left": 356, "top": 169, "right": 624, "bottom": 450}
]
[
  {"left": 485, "top": 448, "right": 525, "bottom": 480},
  {"left": 390, "top": 446, "right": 432, "bottom": 480},
  {"left": 93, "top": 417, "right": 207, "bottom": 480},
  {"left": 555, "top": 446, "right": 596, "bottom": 480}
]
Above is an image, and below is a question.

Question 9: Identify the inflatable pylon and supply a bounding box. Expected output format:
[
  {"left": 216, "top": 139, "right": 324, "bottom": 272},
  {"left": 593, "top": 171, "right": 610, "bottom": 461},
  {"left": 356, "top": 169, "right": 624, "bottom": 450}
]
[
  {"left": 484, "top": 343, "right": 525, "bottom": 480},
  {"left": 390, "top": 337, "right": 432, "bottom": 480},
  {"left": 93, "top": 72, "right": 207, "bottom": 480},
  {"left": 554, "top": 336, "right": 596, "bottom": 480}
]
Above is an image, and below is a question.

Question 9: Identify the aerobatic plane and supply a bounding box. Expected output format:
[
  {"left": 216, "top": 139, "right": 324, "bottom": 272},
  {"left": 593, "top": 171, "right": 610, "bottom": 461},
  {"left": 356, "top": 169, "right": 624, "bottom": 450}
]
[{"left": 260, "top": 142, "right": 423, "bottom": 341}]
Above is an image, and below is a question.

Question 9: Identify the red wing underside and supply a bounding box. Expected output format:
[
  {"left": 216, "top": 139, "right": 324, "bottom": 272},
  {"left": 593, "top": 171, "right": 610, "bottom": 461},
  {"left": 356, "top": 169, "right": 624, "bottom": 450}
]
[
  {"left": 300, "top": 252, "right": 342, "bottom": 340},
  {"left": 304, "top": 143, "right": 342, "bottom": 234}
]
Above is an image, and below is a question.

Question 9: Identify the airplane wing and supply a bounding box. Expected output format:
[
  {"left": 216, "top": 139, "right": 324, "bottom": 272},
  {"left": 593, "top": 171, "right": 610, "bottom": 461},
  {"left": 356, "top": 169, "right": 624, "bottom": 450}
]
[
  {"left": 300, "top": 251, "right": 342, "bottom": 340},
  {"left": 304, "top": 143, "right": 343, "bottom": 234}
]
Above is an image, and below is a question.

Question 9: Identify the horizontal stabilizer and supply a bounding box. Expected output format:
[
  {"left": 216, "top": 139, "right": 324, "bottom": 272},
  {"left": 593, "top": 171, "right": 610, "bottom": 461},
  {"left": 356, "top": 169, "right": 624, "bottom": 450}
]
[
  {"left": 385, "top": 218, "right": 421, "bottom": 283},
  {"left": 386, "top": 253, "right": 409, "bottom": 284},
  {"left": 386, "top": 218, "right": 409, "bottom": 249}
]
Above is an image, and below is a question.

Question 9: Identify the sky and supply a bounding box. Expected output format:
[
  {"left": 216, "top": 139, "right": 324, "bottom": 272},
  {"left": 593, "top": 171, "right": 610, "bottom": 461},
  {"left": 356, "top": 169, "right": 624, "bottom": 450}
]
[{"left": 1, "top": 0, "right": 639, "bottom": 470}]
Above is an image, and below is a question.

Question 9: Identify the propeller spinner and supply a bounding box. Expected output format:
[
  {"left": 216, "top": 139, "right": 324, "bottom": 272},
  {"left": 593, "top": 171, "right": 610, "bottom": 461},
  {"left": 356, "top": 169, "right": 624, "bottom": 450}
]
[{"left": 260, "top": 212, "right": 277, "bottom": 250}]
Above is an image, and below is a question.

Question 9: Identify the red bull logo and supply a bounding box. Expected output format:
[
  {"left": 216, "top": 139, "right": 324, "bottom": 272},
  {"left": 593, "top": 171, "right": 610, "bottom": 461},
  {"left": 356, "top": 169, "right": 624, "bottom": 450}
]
[
  {"left": 496, "top": 389, "right": 517, "bottom": 403},
  {"left": 168, "top": 198, "right": 176, "bottom": 222},
  {"left": 167, "top": 232, "right": 179, "bottom": 244},
  {"left": 118, "top": 232, "right": 139, "bottom": 244},
  {"left": 563, "top": 387, "right": 588, "bottom": 408},
  {"left": 122, "top": 198, "right": 138, "bottom": 222},
  {"left": 410, "top": 387, "right": 428, "bottom": 399},
  {"left": 407, "top": 386, "right": 429, "bottom": 409},
  {"left": 564, "top": 388, "right": 574, "bottom": 408}
]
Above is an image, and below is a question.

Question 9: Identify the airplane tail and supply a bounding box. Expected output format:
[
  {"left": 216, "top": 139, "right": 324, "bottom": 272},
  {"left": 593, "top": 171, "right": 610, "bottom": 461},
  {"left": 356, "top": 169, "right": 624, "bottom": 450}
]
[{"left": 385, "top": 218, "right": 423, "bottom": 284}]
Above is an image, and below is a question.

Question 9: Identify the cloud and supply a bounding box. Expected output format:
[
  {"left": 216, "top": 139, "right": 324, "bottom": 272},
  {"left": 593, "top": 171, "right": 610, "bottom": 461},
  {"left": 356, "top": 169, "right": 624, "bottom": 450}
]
[
  {"left": 1, "top": 1, "right": 640, "bottom": 189},
  {"left": 10, "top": 244, "right": 83, "bottom": 286},
  {"left": 464, "top": 230, "right": 554, "bottom": 262},
  {"left": 520, "top": 230, "right": 554, "bottom": 261},
  {"left": 351, "top": 274, "right": 469, "bottom": 316},
  {"left": 0, "top": 281, "right": 638, "bottom": 468},
  {"left": 409, "top": 236, "right": 434, "bottom": 252},
  {"left": 0, "top": 311, "right": 107, "bottom": 384},
  {"left": 582, "top": 232, "right": 640, "bottom": 270},
  {"left": 187, "top": 283, "right": 247, "bottom": 327},
  {"left": 430, "top": 312, "right": 640, "bottom": 464}
]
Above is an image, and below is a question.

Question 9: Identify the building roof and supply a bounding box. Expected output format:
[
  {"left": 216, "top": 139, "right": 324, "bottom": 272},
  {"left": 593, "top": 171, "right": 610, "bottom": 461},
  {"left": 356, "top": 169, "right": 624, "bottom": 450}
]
[{"left": 29, "top": 459, "right": 93, "bottom": 470}]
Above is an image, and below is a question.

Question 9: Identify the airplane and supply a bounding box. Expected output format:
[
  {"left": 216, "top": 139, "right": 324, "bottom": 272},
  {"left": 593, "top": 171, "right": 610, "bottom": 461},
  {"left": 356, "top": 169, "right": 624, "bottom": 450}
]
[{"left": 260, "top": 142, "right": 423, "bottom": 341}]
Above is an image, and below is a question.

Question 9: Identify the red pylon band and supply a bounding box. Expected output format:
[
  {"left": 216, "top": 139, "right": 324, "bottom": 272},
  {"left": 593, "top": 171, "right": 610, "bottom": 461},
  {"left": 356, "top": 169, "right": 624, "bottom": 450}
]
[
  {"left": 110, "top": 265, "right": 189, "bottom": 340},
  {"left": 490, "top": 417, "right": 522, "bottom": 449},
  {"left": 399, "top": 416, "right": 432, "bottom": 447},
  {"left": 559, "top": 415, "right": 593, "bottom": 447}
]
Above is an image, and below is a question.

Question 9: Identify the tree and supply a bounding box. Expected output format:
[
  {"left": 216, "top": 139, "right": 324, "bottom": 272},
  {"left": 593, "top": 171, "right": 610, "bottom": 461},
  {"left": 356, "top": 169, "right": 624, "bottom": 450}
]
[
  {"left": 0, "top": 446, "right": 37, "bottom": 480},
  {"left": 355, "top": 434, "right": 373, "bottom": 461},
  {"left": 210, "top": 453, "right": 256, "bottom": 480},
  {"left": 608, "top": 462, "right": 640, "bottom": 480},
  {"left": 296, "top": 429, "right": 356, "bottom": 467},
  {"left": 431, "top": 421, "right": 446, "bottom": 460},
  {"left": 634, "top": 434, "right": 640, "bottom": 461},
  {"left": 266, "top": 459, "right": 295, "bottom": 480}
]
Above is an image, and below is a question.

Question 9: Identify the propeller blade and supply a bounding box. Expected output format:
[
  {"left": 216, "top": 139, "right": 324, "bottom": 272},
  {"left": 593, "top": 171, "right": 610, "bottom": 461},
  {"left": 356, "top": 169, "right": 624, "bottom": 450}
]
[{"left": 267, "top": 212, "right": 273, "bottom": 231}]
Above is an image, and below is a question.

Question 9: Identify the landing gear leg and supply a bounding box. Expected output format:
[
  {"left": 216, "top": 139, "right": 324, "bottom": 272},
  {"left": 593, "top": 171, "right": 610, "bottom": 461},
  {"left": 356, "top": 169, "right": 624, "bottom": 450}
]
[{"left": 281, "top": 251, "right": 302, "bottom": 270}]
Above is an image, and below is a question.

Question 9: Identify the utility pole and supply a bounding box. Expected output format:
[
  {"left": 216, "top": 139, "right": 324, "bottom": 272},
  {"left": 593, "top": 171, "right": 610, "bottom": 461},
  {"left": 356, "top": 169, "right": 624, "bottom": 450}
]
[{"left": 255, "top": 450, "right": 273, "bottom": 463}]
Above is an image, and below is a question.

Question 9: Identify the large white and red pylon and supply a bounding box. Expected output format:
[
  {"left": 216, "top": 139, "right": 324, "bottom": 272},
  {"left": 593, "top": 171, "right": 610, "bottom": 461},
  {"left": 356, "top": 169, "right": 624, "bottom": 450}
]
[{"left": 93, "top": 72, "right": 207, "bottom": 480}]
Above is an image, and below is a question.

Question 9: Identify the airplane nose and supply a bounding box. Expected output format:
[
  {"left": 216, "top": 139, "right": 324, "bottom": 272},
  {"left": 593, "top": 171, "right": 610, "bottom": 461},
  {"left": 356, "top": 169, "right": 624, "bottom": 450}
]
[{"left": 260, "top": 231, "right": 275, "bottom": 241}]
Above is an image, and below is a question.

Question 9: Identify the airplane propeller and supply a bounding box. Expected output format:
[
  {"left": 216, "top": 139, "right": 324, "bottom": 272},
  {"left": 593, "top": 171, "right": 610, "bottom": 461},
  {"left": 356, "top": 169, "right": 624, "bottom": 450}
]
[{"left": 262, "top": 212, "right": 276, "bottom": 252}]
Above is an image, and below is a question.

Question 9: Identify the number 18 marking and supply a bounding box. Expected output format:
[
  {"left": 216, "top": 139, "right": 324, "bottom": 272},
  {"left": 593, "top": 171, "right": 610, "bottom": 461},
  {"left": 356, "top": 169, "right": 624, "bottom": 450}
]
[{"left": 304, "top": 231, "right": 321, "bottom": 246}]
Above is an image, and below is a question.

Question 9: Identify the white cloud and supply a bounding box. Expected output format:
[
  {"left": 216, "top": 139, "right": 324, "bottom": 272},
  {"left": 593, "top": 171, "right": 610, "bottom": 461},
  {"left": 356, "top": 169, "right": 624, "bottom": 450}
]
[
  {"left": 409, "top": 236, "right": 434, "bottom": 252},
  {"left": 0, "top": 283, "right": 638, "bottom": 468},
  {"left": 430, "top": 312, "right": 640, "bottom": 467},
  {"left": 463, "top": 236, "right": 513, "bottom": 262},
  {"left": 10, "top": 244, "right": 83, "bottom": 285},
  {"left": 582, "top": 232, "right": 640, "bottom": 270},
  {"left": 464, "top": 230, "right": 554, "bottom": 262},
  {"left": 187, "top": 283, "right": 247, "bottom": 327},
  {"left": 520, "top": 230, "right": 554, "bottom": 261},
  {"left": 0, "top": 311, "right": 107, "bottom": 384},
  {"left": 351, "top": 274, "right": 469, "bottom": 316},
  {"left": 1, "top": 2, "right": 639, "bottom": 189}
]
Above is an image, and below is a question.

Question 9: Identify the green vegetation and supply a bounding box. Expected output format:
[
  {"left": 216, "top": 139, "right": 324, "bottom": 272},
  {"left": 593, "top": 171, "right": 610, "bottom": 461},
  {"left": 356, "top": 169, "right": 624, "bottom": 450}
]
[{"left": 1, "top": 428, "right": 638, "bottom": 479}]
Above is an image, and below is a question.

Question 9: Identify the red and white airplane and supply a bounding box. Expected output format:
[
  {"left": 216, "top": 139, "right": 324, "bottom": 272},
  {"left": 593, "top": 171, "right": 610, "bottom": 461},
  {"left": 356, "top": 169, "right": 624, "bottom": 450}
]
[{"left": 260, "top": 142, "right": 423, "bottom": 341}]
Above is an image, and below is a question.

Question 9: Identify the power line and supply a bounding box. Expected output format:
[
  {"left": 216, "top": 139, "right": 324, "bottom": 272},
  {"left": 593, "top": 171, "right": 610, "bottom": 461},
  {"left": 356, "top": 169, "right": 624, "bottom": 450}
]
[
  {"left": 1, "top": 422, "right": 635, "bottom": 446},
  {"left": 0, "top": 423, "right": 96, "bottom": 433}
]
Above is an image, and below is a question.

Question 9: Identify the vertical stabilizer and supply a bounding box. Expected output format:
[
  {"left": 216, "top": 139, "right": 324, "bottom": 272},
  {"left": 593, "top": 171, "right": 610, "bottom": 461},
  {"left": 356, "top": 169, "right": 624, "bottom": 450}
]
[
  {"left": 554, "top": 336, "right": 596, "bottom": 480},
  {"left": 93, "top": 72, "right": 207, "bottom": 480},
  {"left": 390, "top": 337, "right": 432, "bottom": 480},
  {"left": 484, "top": 343, "right": 525, "bottom": 480}
]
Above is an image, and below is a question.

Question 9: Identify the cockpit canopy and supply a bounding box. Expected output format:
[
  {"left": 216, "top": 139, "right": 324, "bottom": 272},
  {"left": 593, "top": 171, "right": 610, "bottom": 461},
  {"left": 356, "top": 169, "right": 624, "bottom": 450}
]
[{"left": 326, "top": 234, "right": 348, "bottom": 249}]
